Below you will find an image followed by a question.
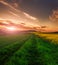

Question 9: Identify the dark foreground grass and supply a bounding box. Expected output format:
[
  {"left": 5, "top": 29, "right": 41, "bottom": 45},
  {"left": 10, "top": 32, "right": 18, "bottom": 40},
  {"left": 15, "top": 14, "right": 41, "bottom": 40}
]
[{"left": 0, "top": 33, "right": 58, "bottom": 65}]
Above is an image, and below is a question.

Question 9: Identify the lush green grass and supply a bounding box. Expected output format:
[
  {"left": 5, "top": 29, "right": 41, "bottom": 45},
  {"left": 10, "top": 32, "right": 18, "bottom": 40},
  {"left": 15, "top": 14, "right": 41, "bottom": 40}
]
[
  {"left": 0, "top": 33, "right": 58, "bottom": 65},
  {"left": 0, "top": 33, "right": 31, "bottom": 65}
]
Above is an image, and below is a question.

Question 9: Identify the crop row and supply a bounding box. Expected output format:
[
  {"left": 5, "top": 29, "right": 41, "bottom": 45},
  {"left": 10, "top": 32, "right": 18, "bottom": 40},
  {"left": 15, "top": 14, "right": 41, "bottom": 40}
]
[
  {"left": 5, "top": 34, "right": 58, "bottom": 65},
  {"left": 0, "top": 34, "right": 31, "bottom": 65}
]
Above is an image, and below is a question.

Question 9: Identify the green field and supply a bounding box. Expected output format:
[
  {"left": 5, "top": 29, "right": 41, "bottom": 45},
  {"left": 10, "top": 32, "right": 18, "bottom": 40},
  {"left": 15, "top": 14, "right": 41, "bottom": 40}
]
[{"left": 0, "top": 32, "right": 58, "bottom": 65}]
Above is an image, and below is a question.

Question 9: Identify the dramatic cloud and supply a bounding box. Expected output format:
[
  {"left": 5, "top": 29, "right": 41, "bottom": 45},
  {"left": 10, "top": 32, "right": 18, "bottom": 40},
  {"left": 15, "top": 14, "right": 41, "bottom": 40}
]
[
  {"left": 0, "top": 0, "right": 39, "bottom": 27},
  {"left": 0, "top": 1, "right": 21, "bottom": 12},
  {"left": 23, "top": 12, "right": 37, "bottom": 20},
  {"left": 49, "top": 9, "right": 58, "bottom": 25},
  {"left": 0, "top": 0, "right": 58, "bottom": 29}
]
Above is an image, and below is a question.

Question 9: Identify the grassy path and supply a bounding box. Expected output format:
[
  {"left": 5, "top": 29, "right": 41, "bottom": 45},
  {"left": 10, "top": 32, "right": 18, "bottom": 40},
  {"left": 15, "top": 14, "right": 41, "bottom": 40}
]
[
  {"left": 0, "top": 33, "right": 31, "bottom": 65},
  {"left": 0, "top": 34, "right": 58, "bottom": 65},
  {"left": 36, "top": 35, "right": 57, "bottom": 65},
  {"left": 5, "top": 34, "right": 39, "bottom": 65}
]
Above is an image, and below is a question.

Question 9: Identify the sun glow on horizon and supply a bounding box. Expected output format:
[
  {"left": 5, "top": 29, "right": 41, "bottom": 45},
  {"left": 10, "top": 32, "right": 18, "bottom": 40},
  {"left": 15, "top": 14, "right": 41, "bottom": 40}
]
[{"left": 5, "top": 26, "right": 17, "bottom": 31}]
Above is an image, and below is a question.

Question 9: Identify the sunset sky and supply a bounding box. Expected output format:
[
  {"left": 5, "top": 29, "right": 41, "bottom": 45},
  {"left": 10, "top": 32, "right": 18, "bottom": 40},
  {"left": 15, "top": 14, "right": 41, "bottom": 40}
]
[{"left": 0, "top": 0, "right": 58, "bottom": 28}]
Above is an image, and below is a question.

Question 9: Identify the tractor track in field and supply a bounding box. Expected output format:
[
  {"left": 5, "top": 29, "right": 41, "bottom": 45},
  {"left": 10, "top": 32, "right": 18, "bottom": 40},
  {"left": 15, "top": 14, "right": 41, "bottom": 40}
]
[
  {"left": 0, "top": 35, "right": 32, "bottom": 65},
  {"left": 0, "top": 34, "right": 58, "bottom": 65},
  {"left": 7, "top": 34, "right": 57, "bottom": 65},
  {"left": 0, "top": 33, "right": 31, "bottom": 49},
  {"left": 7, "top": 34, "right": 40, "bottom": 65},
  {"left": 5, "top": 34, "right": 38, "bottom": 65}
]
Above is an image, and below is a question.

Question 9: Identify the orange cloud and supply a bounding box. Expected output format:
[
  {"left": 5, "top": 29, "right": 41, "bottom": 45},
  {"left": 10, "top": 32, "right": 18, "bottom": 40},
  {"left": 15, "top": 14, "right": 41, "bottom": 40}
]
[{"left": 49, "top": 9, "right": 58, "bottom": 23}]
